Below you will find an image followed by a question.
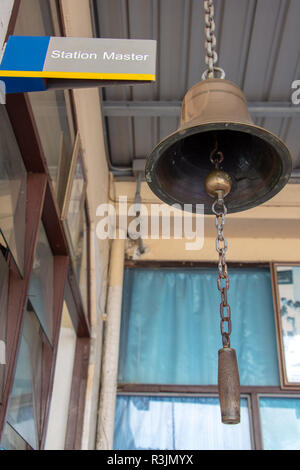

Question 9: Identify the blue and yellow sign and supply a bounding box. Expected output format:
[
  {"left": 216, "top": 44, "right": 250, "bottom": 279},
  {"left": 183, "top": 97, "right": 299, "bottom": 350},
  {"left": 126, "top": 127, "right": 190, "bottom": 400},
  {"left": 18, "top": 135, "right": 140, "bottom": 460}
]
[{"left": 0, "top": 36, "right": 157, "bottom": 93}]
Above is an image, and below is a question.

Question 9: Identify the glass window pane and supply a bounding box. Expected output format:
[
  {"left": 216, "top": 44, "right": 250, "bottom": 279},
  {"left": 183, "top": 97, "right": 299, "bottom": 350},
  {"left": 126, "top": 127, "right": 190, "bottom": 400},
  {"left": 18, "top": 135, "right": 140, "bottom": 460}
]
[
  {"left": 5, "top": 307, "right": 43, "bottom": 450},
  {"left": 276, "top": 266, "right": 300, "bottom": 383},
  {"left": 66, "top": 154, "right": 86, "bottom": 253},
  {"left": 0, "top": 423, "right": 31, "bottom": 450},
  {"left": 28, "top": 222, "right": 54, "bottom": 342},
  {"left": 259, "top": 397, "right": 300, "bottom": 450},
  {"left": 28, "top": 90, "right": 74, "bottom": 195},
  {"left": 0, "top": 106, "right": 26, "bottom": 274},
  {"left": 114, "top": 396, "right": 252, "bottom": 450},
  {"left": 119, "top": 268, "right": 279, "bottom": 386},
  {"left": 45, "top": 301, "right": 76, "bottom": 450}
]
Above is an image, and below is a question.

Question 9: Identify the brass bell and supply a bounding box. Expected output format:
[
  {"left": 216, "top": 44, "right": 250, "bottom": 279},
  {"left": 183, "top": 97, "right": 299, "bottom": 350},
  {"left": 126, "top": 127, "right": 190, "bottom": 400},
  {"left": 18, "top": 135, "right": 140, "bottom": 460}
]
[{"left": 145, "top": 79, "right": 292, "bottom": 214}]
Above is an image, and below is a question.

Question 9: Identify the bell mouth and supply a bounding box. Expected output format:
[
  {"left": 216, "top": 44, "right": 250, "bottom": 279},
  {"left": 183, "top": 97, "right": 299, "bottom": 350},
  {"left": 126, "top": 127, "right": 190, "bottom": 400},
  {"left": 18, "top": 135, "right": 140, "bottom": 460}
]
[{"left": 145, "top": 122, "right": 292, "bottom": 214}]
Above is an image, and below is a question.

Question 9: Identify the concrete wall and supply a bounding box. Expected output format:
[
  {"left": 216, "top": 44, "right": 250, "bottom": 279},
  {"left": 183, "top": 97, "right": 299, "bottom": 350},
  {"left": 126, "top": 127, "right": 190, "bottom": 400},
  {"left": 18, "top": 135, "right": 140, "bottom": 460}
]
[{"left": 112, "top": 180, "right": 300, "bottom": 262}]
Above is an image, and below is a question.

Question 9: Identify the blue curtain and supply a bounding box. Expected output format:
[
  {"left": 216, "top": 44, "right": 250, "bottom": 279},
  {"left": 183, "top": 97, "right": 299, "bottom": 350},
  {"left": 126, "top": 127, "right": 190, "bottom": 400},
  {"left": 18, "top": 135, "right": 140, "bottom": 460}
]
[
  {"left": 114, "top": 395, "right": 252, "bottom": 450},
  {"left": 118, "top": 268, "right": 279, "bottom": 386}
]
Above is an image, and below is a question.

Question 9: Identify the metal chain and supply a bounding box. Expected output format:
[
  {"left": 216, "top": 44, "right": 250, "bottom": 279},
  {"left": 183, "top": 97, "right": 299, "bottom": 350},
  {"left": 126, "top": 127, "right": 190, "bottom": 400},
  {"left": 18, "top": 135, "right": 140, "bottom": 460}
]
[
  {"left": 202, "top": 0, "right": 225, "bottom": 80},
  {"left": 212, "top": 199, "right": 232, "bottom": 348},
  {"left": 204, "top": 0, "right": 217, "bottom": 77}
]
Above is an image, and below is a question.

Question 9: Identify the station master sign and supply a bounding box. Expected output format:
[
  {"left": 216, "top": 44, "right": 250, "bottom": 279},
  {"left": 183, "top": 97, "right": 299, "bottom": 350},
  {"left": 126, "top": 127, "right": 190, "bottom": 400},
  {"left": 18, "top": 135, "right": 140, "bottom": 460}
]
[{"left": 0, "top": 36, "right": 157, "bottom": 93}]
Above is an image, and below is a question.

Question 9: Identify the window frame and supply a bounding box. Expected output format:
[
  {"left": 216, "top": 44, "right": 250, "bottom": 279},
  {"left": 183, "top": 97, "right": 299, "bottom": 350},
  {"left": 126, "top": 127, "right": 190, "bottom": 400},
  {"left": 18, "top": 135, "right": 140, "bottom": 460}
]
[
  {"left": 271, "top": 262, "right": 300, "bottom": 390},
  {"left": 116, "top": 260, "right": 300, "bottom": 451}
]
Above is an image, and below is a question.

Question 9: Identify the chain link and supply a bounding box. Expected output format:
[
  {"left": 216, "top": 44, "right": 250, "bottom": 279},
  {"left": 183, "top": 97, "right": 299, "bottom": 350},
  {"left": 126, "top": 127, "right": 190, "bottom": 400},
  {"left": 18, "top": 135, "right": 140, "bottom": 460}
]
[
  {"left": 202, "top": 1, "right": 225, "bottom": 80},
  {"left": 204, "top": 0, "right": 217, "bottom": 78},
  {"left": 212, "top": 199, "right": 231, "bottom": 348}
]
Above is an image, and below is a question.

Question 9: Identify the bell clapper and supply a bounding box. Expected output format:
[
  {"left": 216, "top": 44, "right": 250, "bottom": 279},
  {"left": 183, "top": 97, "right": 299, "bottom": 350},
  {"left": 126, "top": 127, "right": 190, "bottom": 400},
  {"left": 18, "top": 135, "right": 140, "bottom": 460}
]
[{"left": 205, "top": 144, "right": 232, "bottom": 202}]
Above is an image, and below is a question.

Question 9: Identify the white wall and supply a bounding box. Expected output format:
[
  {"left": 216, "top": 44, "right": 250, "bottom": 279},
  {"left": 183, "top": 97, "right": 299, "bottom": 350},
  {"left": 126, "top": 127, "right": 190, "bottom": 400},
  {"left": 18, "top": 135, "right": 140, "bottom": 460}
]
[{"left": 45, "top": 303, "right": 77, "bottom": 450}]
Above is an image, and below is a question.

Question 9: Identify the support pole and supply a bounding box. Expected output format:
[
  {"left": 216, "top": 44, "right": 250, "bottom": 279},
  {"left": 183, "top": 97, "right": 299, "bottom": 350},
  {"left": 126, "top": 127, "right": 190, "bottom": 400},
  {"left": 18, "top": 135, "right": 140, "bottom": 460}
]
[{"left": 96, "top": 233, "right": 125, "bottom": 450}]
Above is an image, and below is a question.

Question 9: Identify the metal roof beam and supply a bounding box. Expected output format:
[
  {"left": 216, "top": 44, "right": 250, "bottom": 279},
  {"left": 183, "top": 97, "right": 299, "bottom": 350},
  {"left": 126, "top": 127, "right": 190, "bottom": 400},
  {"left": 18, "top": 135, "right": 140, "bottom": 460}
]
[{"left": 102, "top": 101, "right": 300, "bottom": 118}]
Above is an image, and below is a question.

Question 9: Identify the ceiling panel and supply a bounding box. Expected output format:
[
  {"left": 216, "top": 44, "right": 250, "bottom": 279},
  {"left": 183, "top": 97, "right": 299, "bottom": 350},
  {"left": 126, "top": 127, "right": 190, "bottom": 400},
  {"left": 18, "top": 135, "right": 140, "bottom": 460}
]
[{"left": 93, "top": 0, "right": 300, "bottom": 173}]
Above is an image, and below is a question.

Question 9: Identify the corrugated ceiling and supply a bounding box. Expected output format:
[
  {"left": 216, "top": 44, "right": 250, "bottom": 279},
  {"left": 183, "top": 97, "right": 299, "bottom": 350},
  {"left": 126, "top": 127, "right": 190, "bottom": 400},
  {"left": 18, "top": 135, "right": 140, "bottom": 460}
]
[{"left": 92, "top": 0, "right": 300, "bottom": 174}]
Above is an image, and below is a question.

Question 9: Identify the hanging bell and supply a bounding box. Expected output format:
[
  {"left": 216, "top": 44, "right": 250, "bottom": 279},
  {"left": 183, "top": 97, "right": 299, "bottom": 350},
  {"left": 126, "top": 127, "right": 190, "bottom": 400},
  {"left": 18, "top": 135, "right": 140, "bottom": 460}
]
[{"left": 145, "top": 79, "right": 292, "bottom": 214}]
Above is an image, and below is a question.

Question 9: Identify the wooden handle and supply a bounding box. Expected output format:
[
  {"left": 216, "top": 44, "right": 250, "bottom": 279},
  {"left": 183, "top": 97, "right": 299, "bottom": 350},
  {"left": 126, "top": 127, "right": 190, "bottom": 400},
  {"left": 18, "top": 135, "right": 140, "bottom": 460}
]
[{"left": 218, "top": 347, "right": 240, "bottom": 424}]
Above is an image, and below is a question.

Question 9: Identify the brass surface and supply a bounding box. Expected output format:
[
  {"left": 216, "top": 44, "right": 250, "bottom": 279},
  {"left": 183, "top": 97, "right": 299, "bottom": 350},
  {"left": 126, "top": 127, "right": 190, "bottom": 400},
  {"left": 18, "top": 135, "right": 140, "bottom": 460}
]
[
  {"left": 218, "top": 347, "right": 240, "bottom": 424},
  {"left": 205, "top": 169, "right": 232, "bottom": 199},
  {"left": 180, "top": 79, "right": 252, "bottom": 128},
  {"left": 145, "top": 78, "right": 292, "bottom": 214}
]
